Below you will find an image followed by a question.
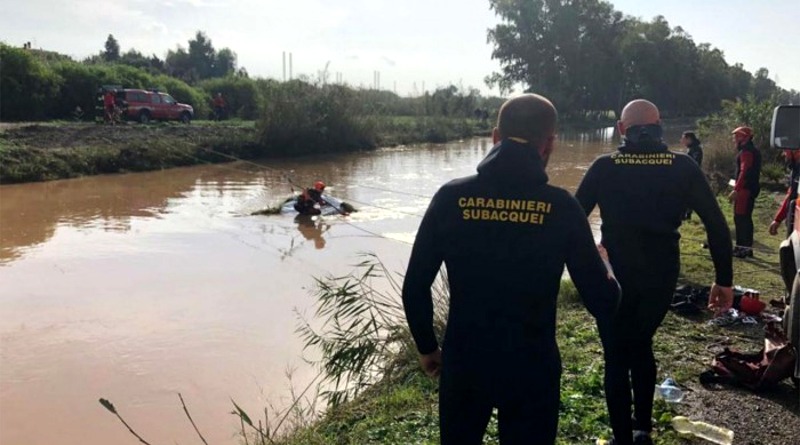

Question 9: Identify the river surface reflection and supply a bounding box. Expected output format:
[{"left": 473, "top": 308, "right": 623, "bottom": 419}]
[{"left": 2, "top": 127, "right": 689, "bottom": 445}]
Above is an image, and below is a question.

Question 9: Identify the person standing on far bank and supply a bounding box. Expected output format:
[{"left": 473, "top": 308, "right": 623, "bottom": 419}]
[
  {"left": 729, "top": 126, "right": 761, "bottom": 258},
  {"left": 681, "top": 131, "right": 703, "bottom": 220},
  {"left": 682, "top": 131, "right": 704, "bottom": 167},
  {"left": 402, "top": 94, "right": 619, "bottom": 445},
  {"left": 575, "top": 99, "right": 733, "bottom": 445}
]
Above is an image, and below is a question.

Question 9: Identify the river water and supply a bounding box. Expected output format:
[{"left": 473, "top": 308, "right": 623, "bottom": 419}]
[{"left": 1, "top": 128, "right": 637, "bottom": 445}]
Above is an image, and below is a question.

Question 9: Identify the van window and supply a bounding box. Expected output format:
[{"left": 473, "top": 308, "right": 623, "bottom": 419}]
[
  {"left": 151, "top": 94, "right": 162, "bottom": 104},
  {"left": 161, "top": 95, "right": 176, "bottom": 105},
  {"left": 126, "top": 92, "right": 146, "bottom": 102}
]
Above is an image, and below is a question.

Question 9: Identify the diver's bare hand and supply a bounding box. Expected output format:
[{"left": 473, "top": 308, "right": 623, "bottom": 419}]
[
  {"left": 419, "top": 348, "right": 442, "bottom": 377},
  {"left": 708, "top": 283, "right": 733, "bottom": 316}
]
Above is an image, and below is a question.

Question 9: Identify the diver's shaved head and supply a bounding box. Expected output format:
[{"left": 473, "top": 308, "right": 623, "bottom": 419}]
[
  {"left": 619, "top": 99, "right": 660, "bottom": 128},
  {"left": 496, "top": 93, "right": 558, "bottom": 143}
]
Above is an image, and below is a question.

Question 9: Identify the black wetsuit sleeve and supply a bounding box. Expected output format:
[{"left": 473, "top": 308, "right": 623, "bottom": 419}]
[
  {"left": 575, "top": 161, "right": 600, "bottom": 215},
  {"left": 402, "top": 192, "right": 445, "bottom": 355},
  {"left": 687, "top": 167, "right": 733, "bottom": 287},
  {"left": 564, "top": 199, "right": 620, "bottom": 332}
]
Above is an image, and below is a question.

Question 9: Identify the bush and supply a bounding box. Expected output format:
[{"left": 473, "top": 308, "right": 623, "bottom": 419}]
[
  {"left": 198, "top": 76, "right": 261, "bottom": 119},
  {"left": 103, "top": 64, "right": 157, "bottom": 90},
  {"left": 257, "top": 80, "right": 376, "bottom": 156},
  {"left": 50, "top": 61, "right": 105, "bottom": 119},
  {"left": 0, "top": 44, "right": 63, "bottom": 120},
  {"left": 697, "top": 95, "right": 777, "bottom": 151}
]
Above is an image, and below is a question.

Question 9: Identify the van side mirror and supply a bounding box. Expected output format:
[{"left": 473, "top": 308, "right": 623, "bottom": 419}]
[{"left": 771, "top": 105, "right": 800, "bottom": 149}]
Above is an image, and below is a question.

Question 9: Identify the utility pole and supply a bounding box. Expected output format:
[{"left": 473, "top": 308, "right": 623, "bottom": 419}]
[
  {"left": 289, "top": 52, "right": 293, "bottom": 80},
  {"left": 282, "top": 52, "right": 286, "bottom": 81}
]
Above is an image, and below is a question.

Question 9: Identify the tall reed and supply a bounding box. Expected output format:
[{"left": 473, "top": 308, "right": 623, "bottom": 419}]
[{"left": 297, "top": 253, "right": 449, "bottom": 407}]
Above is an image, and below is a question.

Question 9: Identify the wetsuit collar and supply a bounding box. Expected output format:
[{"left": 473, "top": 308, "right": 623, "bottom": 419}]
[
  {"left": 618, "top": 137, "right": 669, "bottom": 154},
  {"left": 476, "top": 138, "right": 549, "bottom": 186},
  {"left": 737, "top": 139, "right": 755, "bottom": 151}
]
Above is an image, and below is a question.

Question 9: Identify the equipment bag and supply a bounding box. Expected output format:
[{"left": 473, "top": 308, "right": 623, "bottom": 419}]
[{"left": 703, "top": 321, "right": 796, "bottom": 390}]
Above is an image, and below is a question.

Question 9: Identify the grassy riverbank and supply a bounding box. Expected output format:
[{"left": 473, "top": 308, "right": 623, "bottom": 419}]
[
  {"left": 271, "top": 195, "right": 798, "bottom": 445},
  {"left": 0, "top": 117, "right": 486, "bottom": 184}
]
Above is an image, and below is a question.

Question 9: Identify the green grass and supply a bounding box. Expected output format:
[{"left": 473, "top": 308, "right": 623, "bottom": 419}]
[
  {"left": 272, "top": 192, "right": 787, "bottom": 445},
  {"left": 0, "top": 116, "right": 489, "bottom": 183},
  {"left": 0, "top": 127, "right": 261, "bottom": 183}
]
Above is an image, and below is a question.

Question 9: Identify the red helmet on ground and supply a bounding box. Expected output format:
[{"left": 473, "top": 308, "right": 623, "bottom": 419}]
[
  {"left": 740, "top": 296, "right": 765, "bottom": 316},
  {"left": 731, "top": 126, "right": 753, "bottom": 138},
  {"left": 314, "top": 181, "right": 326, "bottom": 191}
]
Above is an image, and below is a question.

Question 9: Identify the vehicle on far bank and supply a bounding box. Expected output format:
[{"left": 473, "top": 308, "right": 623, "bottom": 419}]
[{"left": 96, "top": 86, "right": 194, "bottom": 124}]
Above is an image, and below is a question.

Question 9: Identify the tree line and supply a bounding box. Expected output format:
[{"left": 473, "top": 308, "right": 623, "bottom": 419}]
[
  {"left": 487, "top": 0, "right": 799, "bottom": 119},
  {"left": 87, "top": 32, "right": 244, "bottom": 82}
]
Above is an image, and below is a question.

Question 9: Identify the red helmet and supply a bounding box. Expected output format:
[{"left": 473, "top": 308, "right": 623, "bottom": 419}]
[
  {"left": 731, "top": 126, "right": 753, "bottom": 138},
  {"left": 314, "top": 181, "right": 326, "bottom": 191},
  {"left": 740, "top": 296, "right": 765, "bottom": 316}
]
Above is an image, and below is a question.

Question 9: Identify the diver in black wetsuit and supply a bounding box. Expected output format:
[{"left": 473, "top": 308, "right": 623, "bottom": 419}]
[
  {"left": 575, "top": 99, "right": 734, "bottom": 445},
  {"left": 681, "top": 131, "right": 703, "bottom": 220},
  {"left": 402, "top": 94, "right": 620, "bottom": 445}
]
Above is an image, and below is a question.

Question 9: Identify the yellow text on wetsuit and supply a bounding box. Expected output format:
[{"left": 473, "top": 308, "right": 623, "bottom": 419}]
[
  {"left": 457, "top": 197, "right": 552, "bottom": 225},
  {"left": 611, "top": 152, "right": 674, "bottom": 165}
]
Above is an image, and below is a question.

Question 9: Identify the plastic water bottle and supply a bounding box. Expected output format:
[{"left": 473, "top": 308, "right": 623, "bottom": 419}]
[
  {"left": 655, "top": 377, "right": 684, "bottom": 403},
  {"left": 671, "top": 416, "right": 734, "bottom": 445}
]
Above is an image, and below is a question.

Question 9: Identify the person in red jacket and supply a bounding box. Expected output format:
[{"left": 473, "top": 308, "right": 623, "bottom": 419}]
[
  {"left": 212, "top": 92, "right": 226, "bottom": 121},
  {"left": 103, "top": 90, "right": 116, "bottom": 124},
  {"left": 728, "top": 126, "right": 761, "bottom": 258},
  {"left": 769, "top": 149, "right": 800, "bottom": 237}
]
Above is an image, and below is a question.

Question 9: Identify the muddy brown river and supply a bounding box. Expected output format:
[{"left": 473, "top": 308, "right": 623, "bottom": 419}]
[{"left": 1, "top": 128, "right": 692, "bottom": 445}]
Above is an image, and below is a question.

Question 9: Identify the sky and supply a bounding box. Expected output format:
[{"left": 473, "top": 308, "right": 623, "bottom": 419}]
[{"left": 1, "top": 0, "right": 798, "bottom": 97}]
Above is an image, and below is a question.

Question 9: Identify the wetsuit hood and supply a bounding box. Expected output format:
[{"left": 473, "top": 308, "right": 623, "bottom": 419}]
[{"left": 476, "top": 138, "right": 549, "bottom": 186}]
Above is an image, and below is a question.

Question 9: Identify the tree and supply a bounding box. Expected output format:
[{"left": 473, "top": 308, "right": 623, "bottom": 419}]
[
  {"left": 486, "top": 0, "right": 626, "bottom": 117},
  {"left": 484, "top": 1, "right": 785, "bottom": 117},
  {"left": 752, "top": 68, "right": 777, "bottom": 101},
  {"left": 166, "top": 31, "right": 238, "bottom": 83},
  {"left": 104, "top": 34, "right": 120, "bottom": 62},
  {"left": 188, "top": 31, "right": 215, "bottom": 79},
  {"left": 118, "top": 49, "right": 165, "bottom": 74},
  {"left": 214, "top": 48, "right": 237, "bottom": 77},
  {"left": 166, "top": 47, "right": 195, "bottom": 82}
]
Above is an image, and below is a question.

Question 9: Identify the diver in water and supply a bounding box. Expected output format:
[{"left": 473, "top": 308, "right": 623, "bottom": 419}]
[{"left": 294, "top": 181, "right": 326, "bottom": 215}]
